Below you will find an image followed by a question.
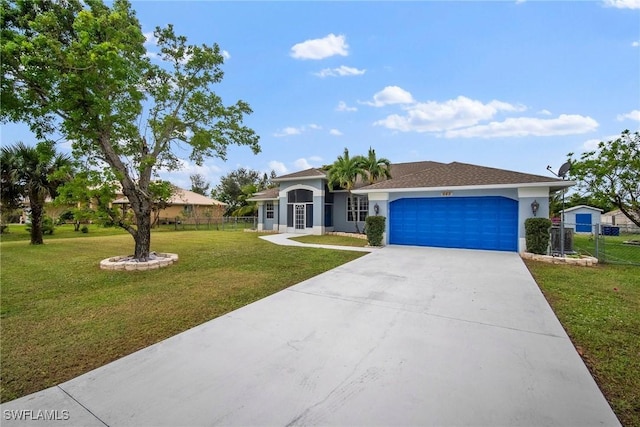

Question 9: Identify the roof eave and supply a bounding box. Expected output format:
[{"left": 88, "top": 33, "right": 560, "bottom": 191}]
[
  {"left": 272, "top": 175, "right": 326, "bottom": 182},
  {"left": 353, "top": 181, "right": 575, "bottom": 194},
  {"left": 247, "top": 196, "right": 279, "bottom": 202}
]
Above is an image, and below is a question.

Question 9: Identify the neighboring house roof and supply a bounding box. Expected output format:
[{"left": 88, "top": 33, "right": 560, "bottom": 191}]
[
  {"left": 560, "top": 205, "right": 604, "bottom": 213},
  {"left": 356, "top": 162, "right": 571, "bottom": 193},
  {"left": 247, "top": 187, "right": 279, "bottom": 201},
  {"left": 113, "top": 187, "right": 227, "bottom": 206}
]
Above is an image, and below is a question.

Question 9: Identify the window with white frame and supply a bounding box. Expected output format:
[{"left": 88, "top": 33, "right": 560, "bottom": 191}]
[
  {"left": 346, "top": 196, "right": 368, "bottom": 222},
  {"left": 266, "top": 201, "right": 274, "bottom": 219}
]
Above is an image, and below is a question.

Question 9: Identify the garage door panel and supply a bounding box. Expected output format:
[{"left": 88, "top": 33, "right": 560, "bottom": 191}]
[{"left": 389, "top": 197, "right": 518, "bottom": 251}]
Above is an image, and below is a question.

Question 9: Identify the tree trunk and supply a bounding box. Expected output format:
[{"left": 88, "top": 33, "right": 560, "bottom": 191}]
[
  {"left": 349, "top": 190, "right": 360, "bottom": 234},
  {"left": 120, "top": 182, "right": 153, "bottom": 260},
  {"left": 29, "top": 193, "right": 44, "bottom": 245},
  {"left": 134, "top": 212, "right": 152, "bottom": 260}
]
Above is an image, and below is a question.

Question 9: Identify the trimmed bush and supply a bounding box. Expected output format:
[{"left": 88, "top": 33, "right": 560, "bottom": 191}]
[
  {"left": 525, "top": 217, "right": 552, "bottom": 254},
  {"left": 365, "top": 215, "right": 386, "bottom": 246},
  {"left": 81, "top": 225, "right": 89, "bottom": 234}
]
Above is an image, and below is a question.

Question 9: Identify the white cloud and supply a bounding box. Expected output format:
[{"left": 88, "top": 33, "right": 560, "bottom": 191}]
[
  {"left": 443, "top": 114, "right": 598, "bottom": 138},
  {"left": 336, "top": 101, "right": 357, "bottom": 112},
  {"left": 582, "top": 138, "right": 602, "bottom": 151},
  {"left": 158, "top": 159, "right": 223, "bottom": 189},
  {"left": 290, "top": 33, "right": 348, "bottom": 60},
  {"left": 616, "top": 109, "right": 640, "bottom": 121},
  {"left": 329, "top": 129, "right": 343, "bottom": 136},
  {"left": 294, "top": 158, "right": 313, "bottom": 170},
  {"left": 363, "top": 86, "right": 415, "bottom": 107},
  {"left": 632, "top": 41, "right": 640, "bottom": 47},
  {"left": 274, "top": 124, "right": 323, "bottom": 137},
  {"left": 273, "top": 126, "right": 303, "bottom": 137},
  {"left": 374, "top": 96, "right": 525, "bottom": 132},
  {"left": 538, "top": 109, "right": 552, "bottom": 116},
  {"left": 222, "top": 50, "right": 231, "bottom": 60},
  {"left": 268, "top": 160, "right": 288, "bottom": 175},
  {"left": 143, "top": 32, "right": 157, "bottom": 46},
  {"left": 602, "top": 0, "right": 640, "bottom": 8},
  {"left": 315, "top": 65, "right": 366, "bottom": 78},
  {"left": 144, "top": 32, "right": 160, "bottom": 60},
  {"left": 581, "top": 134, "right": 620, "bottom": 151}
]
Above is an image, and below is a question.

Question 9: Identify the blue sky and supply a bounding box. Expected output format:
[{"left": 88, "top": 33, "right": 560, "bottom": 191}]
[{"left": 2, "top": 0, "right": 639, "bottom": 190}]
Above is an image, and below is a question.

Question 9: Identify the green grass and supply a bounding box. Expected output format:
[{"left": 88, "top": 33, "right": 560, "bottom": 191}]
[
  {"left": 289, "top": 234, "right": 368, "bottom": 247},
  {"left": 525, "top": 261, "right": 640, "bottom": 427},
  {"left": 0, "top": 223, "right": 131, "bottom": 242},
  {"left": 0, "top": 231, "right": 365, "bottom": 402},
  {"left": 573, "top": 233, "right": 640, "bottom": 265}
]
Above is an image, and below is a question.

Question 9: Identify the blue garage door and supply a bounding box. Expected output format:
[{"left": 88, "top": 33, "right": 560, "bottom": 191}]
[{"left": 389, "top": 197, "right": 518, "bottom": 251}]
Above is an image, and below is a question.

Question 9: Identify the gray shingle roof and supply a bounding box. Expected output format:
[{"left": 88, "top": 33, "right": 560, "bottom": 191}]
[
  {"left": 247, "top": 187, "right": 279, "bottom": 201},
  {"left": 273, "top": 168, "right": 327, "bottom": 181},
  {"left": 361, "top": 162, "right": 565, "bottom": 190},
  {"left": 269, "top": 160, "right": 565, "bottom": 193}
]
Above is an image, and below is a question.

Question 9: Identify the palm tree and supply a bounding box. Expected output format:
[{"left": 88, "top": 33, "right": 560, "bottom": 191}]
[
  {"left": 361, "top": 147, "right": 392, "bottom": 185},
  {"left": 1, "top": 147, "right": 23, "bottom": 228},
  {"left": 0, "top": 141, "right": 72, "bottom": 244},
  {"left": 231, "top": 183, "right": 259, "bottom": 217},
  {"left": 326, "top": 148, "right": 367, "bottom": 233}
]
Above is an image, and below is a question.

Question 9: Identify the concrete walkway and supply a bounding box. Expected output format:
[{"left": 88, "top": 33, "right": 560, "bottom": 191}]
[
  {"left": 259, "top": 232, "right": 374, "bottom": 252},
  {"left": 1, "top": 246, "right": 620, "bottom": 426}
]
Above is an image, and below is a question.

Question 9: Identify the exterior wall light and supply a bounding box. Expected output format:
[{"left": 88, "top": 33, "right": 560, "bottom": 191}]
[
  {"left": 531, "top": 200, "right": 539, "bottom": 216},
  {"left": 374, "top": 203, "right": 380, "bottom": 215}
]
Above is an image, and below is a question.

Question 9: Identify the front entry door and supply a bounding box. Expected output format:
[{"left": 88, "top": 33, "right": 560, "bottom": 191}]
[{"left": 294, "top": 204, "right": 306, "bottom": 230}]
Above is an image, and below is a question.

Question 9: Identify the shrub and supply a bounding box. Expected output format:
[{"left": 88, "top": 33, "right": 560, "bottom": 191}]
[
  {"left": 81, "top": 225, "right": 89, "bottom": 234},
  {"left": 25, "top": 216, "right": 55, "bottom": 235},
  {"left": 525, "top": 217, "right": 552, "bottom": 254},
  {"left": 365, "top": 215, "right": 386, "bottom": 246},
  {"left": 58, "top": 210, "right": 74, "bottom": 224}
]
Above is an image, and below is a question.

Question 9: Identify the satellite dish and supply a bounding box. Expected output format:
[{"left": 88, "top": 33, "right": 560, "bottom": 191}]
[{"left": 558, "top": 161, "right": 571, "bottom": 178}]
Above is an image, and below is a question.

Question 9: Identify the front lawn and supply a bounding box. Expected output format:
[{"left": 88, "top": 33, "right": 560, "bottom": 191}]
[
  {"left": 0, "top": 231, "right": 365, "bottom": 402},
  {"left": 289, "top": 234, "right": 368, "bottom": 247},
  {"left": 525, "top": 261, "right": 640, "bottom": 427}
]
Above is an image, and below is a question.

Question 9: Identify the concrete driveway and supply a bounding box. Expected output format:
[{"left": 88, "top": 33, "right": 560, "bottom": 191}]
[{"left": 1, "top": 246, "right": 620, "bottom": 426}]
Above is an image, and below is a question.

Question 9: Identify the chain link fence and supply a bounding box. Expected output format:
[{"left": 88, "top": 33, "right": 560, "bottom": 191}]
[
  {"left": 563, "top": 222, "right": 640, "bottom": 266},
  {"left": 154, "top": 216, "right": 258, "bottom": 232}
]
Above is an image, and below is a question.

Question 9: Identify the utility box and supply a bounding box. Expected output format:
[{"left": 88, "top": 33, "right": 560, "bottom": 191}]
[{"left": 550, "top": 226, "right": 574, "bottom": 254}]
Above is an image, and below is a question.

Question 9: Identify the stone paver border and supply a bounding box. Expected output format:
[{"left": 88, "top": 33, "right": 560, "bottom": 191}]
[
  {"left": 99, "top": 253, "right": 179, "bottom": 271},
  {"left": 521, "top": 252, "right": 598, "bottom": 266}
]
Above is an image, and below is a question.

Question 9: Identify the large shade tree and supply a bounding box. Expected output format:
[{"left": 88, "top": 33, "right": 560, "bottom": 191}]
[
  {"left": 568, "top": 129, "right": 640, "bottom": 228},
  {"left": 326, "top": 148, "right": 367, "bottom": 233},
  {"left": 0, "top": 141, "right": 72, "bottom": 244},
  {"left": 1, "top": 0, "right": 260, "bottom": 260},
  {"left": 212, "top": 167, "right": 267, "bottom": 215}
]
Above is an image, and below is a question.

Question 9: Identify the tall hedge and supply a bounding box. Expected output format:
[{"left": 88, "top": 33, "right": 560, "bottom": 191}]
[
  {"left": 525, "top": 217, "right": 552, "bottom": 254},
  {"left": 365, "top": 215, "right": 386, "bottom": 246}
]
